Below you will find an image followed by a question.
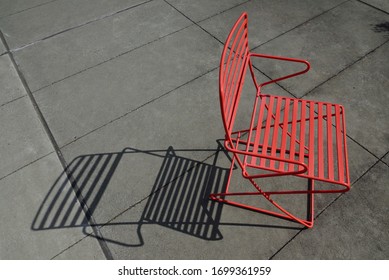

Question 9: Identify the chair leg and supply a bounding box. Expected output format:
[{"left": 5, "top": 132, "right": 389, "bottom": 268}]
[{"left": 209, "top": 158, "right": 315, "bottom": 228}]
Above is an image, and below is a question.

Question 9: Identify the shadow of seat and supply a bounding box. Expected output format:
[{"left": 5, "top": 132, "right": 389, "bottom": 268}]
[{"left": 140, "top": 146, "right": 227, "bottom": 241}]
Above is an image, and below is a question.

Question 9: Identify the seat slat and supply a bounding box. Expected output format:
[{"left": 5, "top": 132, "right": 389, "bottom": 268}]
[
  {"left": 308, "top": 102, "right": 315, "bottom": 177},
  {"left": 341, "top": 108, "right": 350, "bottom": 185},
  {"left": 279, "top": 98, "right": 290, "bottom": 172},
  {"left": 298, "top": 100, "right": 307, "bottom": 163},
  {"left": 270, "top": 97, "right": 283, "bottom": 169},
  {"left": 259, "top": 96, "right": 275, "bottom": 167},
  {"left": 318, "top": 104, "right": 324, "bottom": 178},
  {"left": 250, "top": 96, "right": 268, "bottom": 166},
  {"left": 334, "top": 105, "right": 344, "bottom": 182},
  {"left": 288, "top": 100, "right": 299, "bottom": 171},
  {"left": 327, "top": 103, "right": 334, "bottom": 181}
]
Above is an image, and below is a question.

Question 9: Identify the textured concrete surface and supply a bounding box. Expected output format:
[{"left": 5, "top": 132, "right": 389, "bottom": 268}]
[
  {"left": 0, "top": 0, "right": 388, "bottom": 260},
  {"left": 362, "top": 0, "right": 389, "bottom": 13},
  {"left": 0, "top": 0, "right": 148, "bottom": 49},
  {"left": 382, "top": 153, "right": 389, "bottom": 166},
  {"left": 166, "top": 0, "right": 248, "bottom": 22},
  {"left": 0, "top": 54, "right": 25, "bottom": 106},
  {"left": 33, "top": 25, "right": 223, "bottom": 147},
  {"left": 251, "top": 0, "right": 389, "bottom": 97},
  {"left": 0, "top": 38, "right": 5, "bottom": 55},
  {"left": 199, "top": 0, "right": 346, "bottom": 48},
  {"left": 13, "top": 0, "right": 192, "bottom": 92},
  {"left": 53, "top": 236, "right": 106, "bottom": 260},
  {"left": 0, "top": 153, "right": 104, "bottom": 259},
  {"left": 0, "top": 96, "right": 53, "bottom": 179},
  {"left": 0, "top": 0, "right": 53, "bottom": 18}
]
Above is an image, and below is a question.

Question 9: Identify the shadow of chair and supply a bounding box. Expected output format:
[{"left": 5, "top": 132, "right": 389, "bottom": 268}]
[
  {"left": 32, "top": 145, "right": 229, "bottom": 246},
  {"left": 373, "top": 21, "right": 389, "bottom": 37}
]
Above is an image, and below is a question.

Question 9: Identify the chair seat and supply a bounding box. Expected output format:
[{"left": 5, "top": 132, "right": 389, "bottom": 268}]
[{"left": 230, "top": 94, "right": 350, "bottom": 188}]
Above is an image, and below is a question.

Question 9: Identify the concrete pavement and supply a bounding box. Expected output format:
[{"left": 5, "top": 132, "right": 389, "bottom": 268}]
[{"left": 0, "top": 0, "right": 388, "bottom": 259}]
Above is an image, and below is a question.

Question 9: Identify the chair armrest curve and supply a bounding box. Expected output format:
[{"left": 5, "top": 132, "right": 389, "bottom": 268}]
[{"left": 249, "top": 53, "right": 310, "bottom": 89}]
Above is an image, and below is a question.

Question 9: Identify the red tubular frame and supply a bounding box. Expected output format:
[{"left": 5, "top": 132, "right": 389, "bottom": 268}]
[{"left": 210, "top": 12, "right": 350, "bottom": 228}]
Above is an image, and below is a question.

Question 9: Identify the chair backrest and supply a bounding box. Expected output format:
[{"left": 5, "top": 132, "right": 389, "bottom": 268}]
[{"left": 219, "top": 12, "right": 249, "bottom": 137}]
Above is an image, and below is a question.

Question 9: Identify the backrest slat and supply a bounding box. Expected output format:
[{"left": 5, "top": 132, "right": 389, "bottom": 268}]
[
  {"left": 225, "top": 30, "right": 248, "bottom": 122},
  {"left": 219, "top": 13, "right": 249, "bottom": 137}
]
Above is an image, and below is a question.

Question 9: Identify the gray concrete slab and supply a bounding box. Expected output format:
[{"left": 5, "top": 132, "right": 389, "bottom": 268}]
[
  {"left": 13, "top": 0, "right": 192, "bottom": 92},
  {"left": 166, "top": 0, "right": 247, "bottom": 22},
  {"left": 362, "top": 0, "right": 389, "bottom": 13},
  {"left": 0, "top": 39, "right": 6, "bottom": 56},
  {"left": 0, "top": 0, "right": 54, "bottom": 18},
  {"left": 0, "top": 54, "right": 26, "bottom": 106},
  {"left": 0, "top": 96, "right": 53, "bottom": 179},
  {"left": 0, "top": 0, "right": 148, "bottom": 49},
  {"left": 251, "top": 1, "right": 389, "bottom": 97},
  {"left": 0, "top": 153, "right": 104, "bottom": 259},
  {"left": 34, "top": 25, "right": 223, "bottom": 147},
  {"left": 305, "top": 42, "right": 389, "bottom": 158},
  {"left": 199, "top": 0, "right": 345, "bottom": 47},
  {"left": 273, "top": 160, "right": 389, "bottom": 259},
  {"left": 382, "top": 153, "right": 389, "bottom": 165},
  {"left": 53, "top": 236, "right": 106, "bottom": 260}
]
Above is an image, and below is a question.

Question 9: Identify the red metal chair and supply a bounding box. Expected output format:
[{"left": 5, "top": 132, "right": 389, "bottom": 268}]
[{"left": 209, "top": 12, "right": 350, "bottom": 228}]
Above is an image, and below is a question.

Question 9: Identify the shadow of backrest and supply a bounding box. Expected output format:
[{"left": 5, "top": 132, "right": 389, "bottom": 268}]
[
  {"left": 32, "top": 151, "right": 123, "bottom": 230},
  {"left": 141, "top": 147, "right": 228, "bottom": 240}
]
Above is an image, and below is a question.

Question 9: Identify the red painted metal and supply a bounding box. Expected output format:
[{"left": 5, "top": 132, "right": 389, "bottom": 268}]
[{"left": 210, "top": 12, "right": 350, "bottom": 228}]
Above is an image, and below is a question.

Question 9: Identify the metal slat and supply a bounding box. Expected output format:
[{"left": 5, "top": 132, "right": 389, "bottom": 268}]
[
  {"left": 299, "top": 100, "right": 307, "bottom": 164},
  {"left": 341, "top": 108, "right": 350, "bottom": 185},
  {"left": 270, "top": 97, "right": 283, "bottom": 169},
  {"left": 327, "top": 104, "right": 334, "bottom": 180},
  {"left": 279, "top": 98, "right": 290, "bottom": 172},
  {"left": 225, "top": 29, "right": 248, "bottom": 121},
  {"left": 288, "top": 100, "right": 299, "bottom": 171},
  {"left": 335, "top": 105, "right": 344, "bottom": 183},
  {"left": 308, "top": 102, "right": 315, "bottom": 177},
  {"left": 223, "top": 21, "right": 246, "bottom": 85},
  {"left": 245, "top": 94, "right": 260, "bottom": 155},
  {"left": 227, "top": 50, "right": 249, "bottom": 135},
  {"left": 250, "top": 96, "right": 268, "bottom": 166},
  {"left": 223, "top": 23, "right": 246, "bottom": 110},
  {"left": 259, "top": 96, "right": 275, "bottom": 167},
  {"left": 326, "top": 104, "right": 334, "bottom": 181},
  {"left": 226, "top": 30, "right": 248, "bottom": 103},
  {"left": 318, "top": 103, "right": 324, "bottom": 178}
]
